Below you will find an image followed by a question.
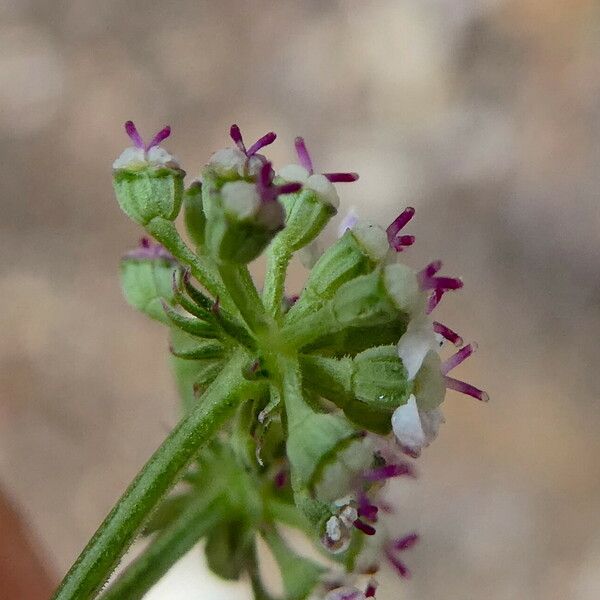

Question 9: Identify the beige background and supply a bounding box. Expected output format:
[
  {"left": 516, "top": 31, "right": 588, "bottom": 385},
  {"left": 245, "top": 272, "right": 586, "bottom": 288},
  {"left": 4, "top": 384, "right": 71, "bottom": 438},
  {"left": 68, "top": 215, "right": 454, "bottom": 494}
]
[{"left": 1, "top": 0, "right": 599, "bottom": 598}]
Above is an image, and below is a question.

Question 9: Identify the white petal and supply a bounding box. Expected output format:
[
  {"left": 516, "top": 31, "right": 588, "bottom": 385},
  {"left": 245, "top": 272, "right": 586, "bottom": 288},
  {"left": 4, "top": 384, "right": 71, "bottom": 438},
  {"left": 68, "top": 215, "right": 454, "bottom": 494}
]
[
  {"left": 112, "top": 146, "right": 145, "bottom": 169},
  {"left": 278, "top": 163, "right": 310, "bottom": 183},
  {"left": 337, "top": 208, "right": 359, "bottom": 237},
  {"left": 208, "top": 147, "right": 246, "bottom": 176},
  {"left": 396, "top": 317, "right": 437, "bottom": 380},
  {"left": 306, "top": 173, "right": 340, "bottom": 209},
  {"left": 419, "top": 407, "right": 445, "bottom": 445},
  {"left": 146, "top": 146, "right": 177, "bottom": 166},
  {"left": 391, "top": 395, "right": 427, "bottom": 451},
  {"left": 220, "top": 181, "right": 260, "bottom": 219},
  {"left": 383, "top": 264, "right": 423, "bottom": 319},
  {"left": 351, "top": 220, "right": 389, "bottom": 260}
]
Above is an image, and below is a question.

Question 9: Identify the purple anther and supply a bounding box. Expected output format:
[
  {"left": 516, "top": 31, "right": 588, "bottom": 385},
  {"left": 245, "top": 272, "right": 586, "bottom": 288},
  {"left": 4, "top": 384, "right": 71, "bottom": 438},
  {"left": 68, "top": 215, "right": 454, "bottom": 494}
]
[
  {"left": 363, "top": 462, "right": 416, "bottom": 482},
  {"left": 432, "top": 321, "right": 463, "bottom": 346},
  {"left": 353, "top": 518, "right": 377, "bottom": 536},
  {"left": 324, "top": 172, "right": 360, "bottom": 183},
  {"left": 365, "top": 581, "right": 378, "bottom": 598},
  {"left": 274, "top": 468, "right": 288, "bottom": 489},
  {"left": 124, "top": 121, "right": 171, "bottom": 152},
  {"left": 392, "top": 533, "right": 419, "bottom": 551},
  {"left": 256, "top": 162, "right": 302, "bottom": 203},
  {"left": 147, "top": 125, "right": 171, "bottom": 150},
  {"left": 444, "top": 376, "right": 489, "bottom": 402},
  {"left": 357, "top": 492, "right": 379, "bottom": 522},
  {"left": 230, "top": 124, "right": 276, "bottom": 156},
  {"left": 441, "top": 343, "right": 477, "bottom": 374},
  {"left": 385, "top": 548, "right": 410, "bottom": 578},
  {"left": 294, "top": 136, "right": 359, "bottom": 182},
  {"left": 294, "top": 136, "right": 314, "bottom": 173},
  {"left": 386, "top": 207, "right": 415, "bottom": 244}
]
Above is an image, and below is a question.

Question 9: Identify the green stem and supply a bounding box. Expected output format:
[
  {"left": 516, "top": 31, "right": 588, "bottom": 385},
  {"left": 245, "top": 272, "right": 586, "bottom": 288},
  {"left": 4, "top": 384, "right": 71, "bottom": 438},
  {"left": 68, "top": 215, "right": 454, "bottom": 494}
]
[
  {"left": 146, "top": 217, "right": 234, "bottom": 312},
  {"left": 262, "top": 239, "right": 291, "bottom": 319},
  {"left": 52, "top": 353, "right": 253, "bottom": 600},
  {"left": 99, "top": 495, "right": 226, "bottom": 600},
  {"left": 218, "top": 262, "right": 269, "bottom": 333}
]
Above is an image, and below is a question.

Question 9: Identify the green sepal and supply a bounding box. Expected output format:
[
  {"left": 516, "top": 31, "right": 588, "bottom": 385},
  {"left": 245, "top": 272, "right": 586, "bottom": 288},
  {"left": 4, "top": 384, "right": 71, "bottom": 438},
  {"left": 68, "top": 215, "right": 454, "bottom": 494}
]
[
  {"left": 183, "top": 181, "right": 206, "bottom": 248},
  {"left": 161, "top": 301, "right": 219, "bottom": 338},
  {"left": 413, "top": 351, "right": 446, "bottom": 410},
  {"left": 332, "top": 268, "right": 399, "bottom": 328},
  {"left": 285, "top": 390, "right": 359, "bottom": 493},
  {"left": 299, "top": 354, "right": 394, "bottom": 434},
  {"left": 275, "top": 187, "right": 336, "bottom": 253},
  {"left": 169, "top": 340, "right": 225, "bottom": 360},
  {"left": 120, "top": 255, "right": 179, "bottom": 324},
  {"left": 113, "top": 166, "right": 184, "bottom": 226},
  {"left": 262, "top": 527, "right": 325, "bottom": 600},
  {"left": 352, "top": 345, "right": 411, "bottom": 410},
  {"left": 204, "top": 518, "right": 254, "bottom": 580},
  {"left": 288, "top": 229, "right": 378, "bottom": 322},
  {"left": 170, "top": 352, "right": 224, "bottom": 412}
]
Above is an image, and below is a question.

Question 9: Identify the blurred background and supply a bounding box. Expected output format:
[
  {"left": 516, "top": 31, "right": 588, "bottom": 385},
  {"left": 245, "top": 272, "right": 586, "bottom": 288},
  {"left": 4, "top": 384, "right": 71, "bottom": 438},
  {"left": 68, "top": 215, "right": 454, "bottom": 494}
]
[{"left": 1, "top": 0, "right": 599, "bottom": 598}]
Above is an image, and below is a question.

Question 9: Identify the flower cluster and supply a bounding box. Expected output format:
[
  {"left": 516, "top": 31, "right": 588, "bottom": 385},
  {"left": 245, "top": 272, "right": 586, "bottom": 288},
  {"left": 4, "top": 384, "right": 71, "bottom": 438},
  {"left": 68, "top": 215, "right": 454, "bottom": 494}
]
[{"left": 105, "top": 121, "right": 488, "bottom": 600}]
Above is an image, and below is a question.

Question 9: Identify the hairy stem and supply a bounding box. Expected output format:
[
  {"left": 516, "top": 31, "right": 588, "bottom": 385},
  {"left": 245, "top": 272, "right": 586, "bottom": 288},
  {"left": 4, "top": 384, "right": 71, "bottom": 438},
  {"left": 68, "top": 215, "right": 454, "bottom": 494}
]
[
  {"left": 99, "top": 495, "right": 226, "bottom": 600},
  {"left": 262, "top": 239, "right": 291, "bottom": 320},
  {"left": 52, "top": 353, "right": 253, "bottom": 600}
]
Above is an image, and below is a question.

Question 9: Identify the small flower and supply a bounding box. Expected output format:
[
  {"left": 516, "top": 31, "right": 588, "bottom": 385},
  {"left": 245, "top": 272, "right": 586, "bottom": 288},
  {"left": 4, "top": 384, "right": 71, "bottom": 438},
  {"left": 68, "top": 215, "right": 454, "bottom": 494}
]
[
  {"left": 113, "top": 121, "right": 178, "bottom": 170},
  {"left": 383, "top": 532, "right": 419, "bottom": 579},
  {"left": 208, "top": 124, "right": 276, "bottom": 178},
  {"left": 278, "top": 137, "right": 359, "bottom": 209},
  {"left": 417, "top": 260, "right": 463, "bottom": 314},
  {"left": 392, "top": 317, "right": 488, "bottom": 456}
]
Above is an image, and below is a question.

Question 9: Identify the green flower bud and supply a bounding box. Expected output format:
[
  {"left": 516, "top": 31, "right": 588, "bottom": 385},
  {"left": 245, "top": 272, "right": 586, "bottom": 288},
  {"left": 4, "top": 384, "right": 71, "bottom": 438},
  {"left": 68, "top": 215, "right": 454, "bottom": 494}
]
[
  {"left": 352, "top": 345, "right": 411, "bottom": 410},
  {"left": 112, "top": 122, "right": 184, "bottom": 226},
  {"left": 203, "top": 178, "right": 286, "bottom": 264},
  {"left": 119, "top": 239, "right": 179, "bottom": 323},
  {"left": 183, "top": 181, "right": 206, "bottom": 248},
  {"left": 288, "top": 225, "right": 387, "bottom": 322}
]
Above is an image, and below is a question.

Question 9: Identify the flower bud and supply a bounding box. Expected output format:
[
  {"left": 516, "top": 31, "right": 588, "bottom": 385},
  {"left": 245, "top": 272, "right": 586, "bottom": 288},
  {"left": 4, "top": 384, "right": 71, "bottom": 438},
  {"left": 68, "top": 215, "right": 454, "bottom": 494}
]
[
  {"left": 203, "top": 175, "right": 287, "bottom": 264},
  {"left": 112, "top": 122, "right": 184, "bottom": 226},
  {"left": 352, "top": 346, "right": 411, "bottom": 411},
  {"left": 288, "top": 225, "right": 388, "bottom": 322},
  {"left": 183, "top": 181, "right": 206, "bottom": 248},
  {"left": 119, "top": 238, "right": 179, "bottom": 323}
]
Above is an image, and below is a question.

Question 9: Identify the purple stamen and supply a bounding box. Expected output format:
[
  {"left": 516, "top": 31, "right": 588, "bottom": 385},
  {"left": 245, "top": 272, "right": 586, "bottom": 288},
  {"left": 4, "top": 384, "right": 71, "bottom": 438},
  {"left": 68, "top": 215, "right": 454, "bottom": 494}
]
[
  {"left": 426, "top": 289, "right": 443, "bottom": 314},
  {"left": 392, "top": 533, "right": 419, "bottom": 551},
  {"left": 445, "top": 376, "right": 489, "bottom": 402},
  {"left": 247, "top": 131, "right": 277, "bottom": 156},
  {"left": 256, "top": 162, "right": 301, "bottom": 203},
  {"left": 385, "top": 548, "right": 411, "bottom": 578},
  {"left": 386, "top": 207, "right": 415, "bottom": 241},
  {"left": 231, "top": 124, "right": 277, "bottom": 157},
  {"left": 365, "top": 581, "right": 378, "bottom": 597},
  {"left": 417, "top": 260, "right": 442, "bottom": 283},
  {"left": 294, "top": 136, "right": 314, "bottom": 173},
  {"left": 147, "top": 125, "right": 171, "bottom": 151},
  {"left": 363, "top": 462, "right": 416, "bottom": 482},
  {"left": 441, "top": 342, "right": 477, "bottom": 374},
  {"left": 357, "top": 492, "right": 379, "bottom": 522},
  {"left": 230, "top": 124, "right": 246, "bottom": 153},
  {"left": 432, "top": 321, "right": 463, "bottom": 346},
  {"left": 323, "top": 172, "right": 360, "bottom": 183},
  {"left": 390, "top": 234, "right": 416, "bottom": 252},
  {"left": 124, "top": 120, "right": 144, "bottom": 149},
  {"left": 353, "top": 519, "right": 376, "bottom": 536},
  {"left": 274, "top": 468, "right": 288, "bottom": 488}
]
